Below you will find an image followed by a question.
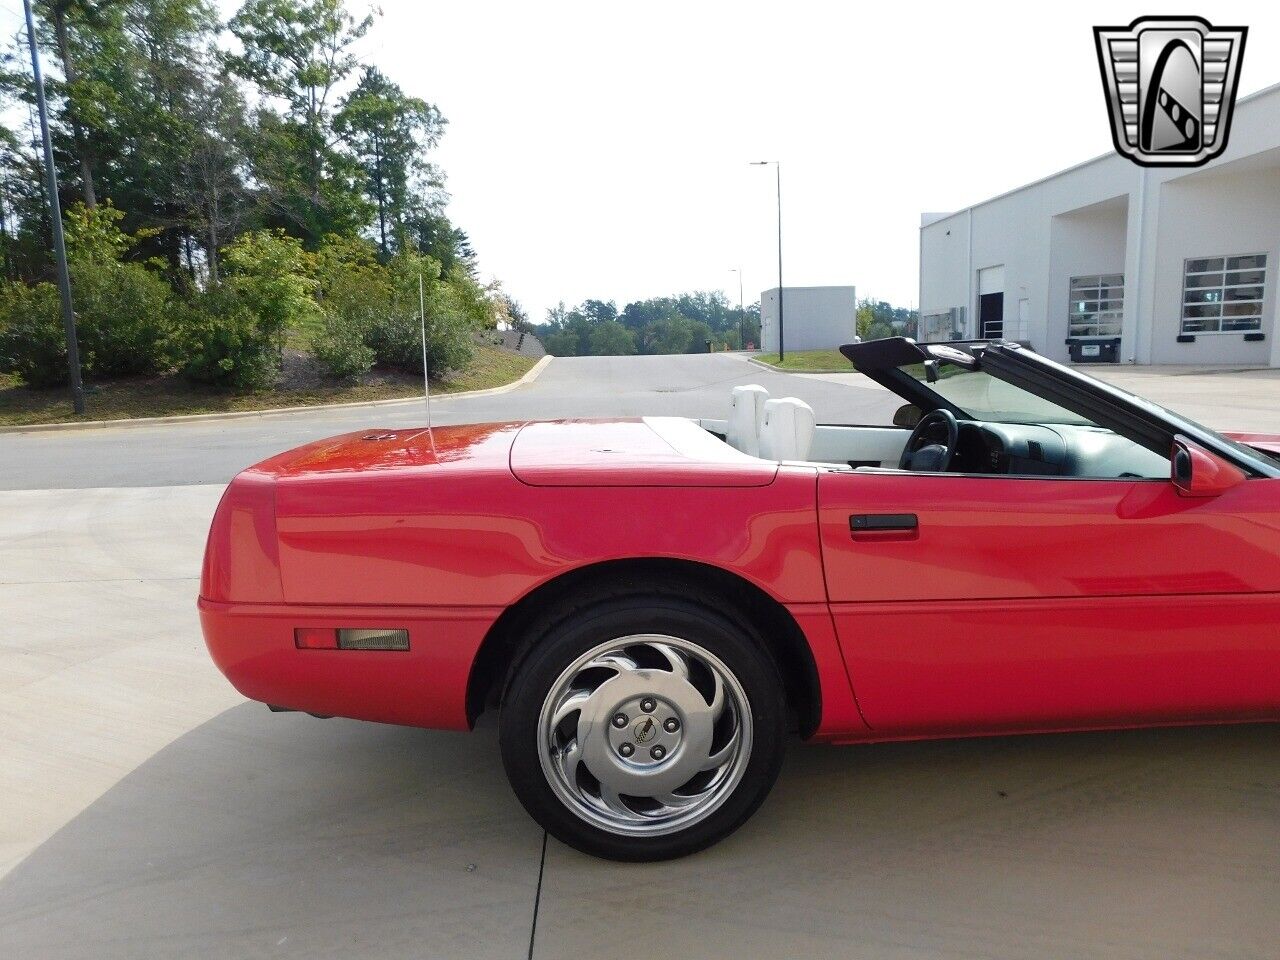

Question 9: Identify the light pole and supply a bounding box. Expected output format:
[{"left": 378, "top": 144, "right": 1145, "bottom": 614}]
[
  {"left": 24, "top": 0, "right": 84, "bottom": 415},
  {"left": 750, "top": 161, "right": 783, "bottom": 361},
  {"left": 729, "top": 267, "right": 745, "bottom": 349}
]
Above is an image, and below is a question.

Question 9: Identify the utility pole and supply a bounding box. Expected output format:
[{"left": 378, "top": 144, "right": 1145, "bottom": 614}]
[
  {"left": 24, "top": 0, "right": 84, "bottom": 415},
  {"left": 729, "top": 267, "right": 745, "bottom": 348},
  {"left": 751, "top": 161, "right": 783, "bottom": 360},
  {"left": 419, "top": 272, "right": 432, "bottom": 424}
]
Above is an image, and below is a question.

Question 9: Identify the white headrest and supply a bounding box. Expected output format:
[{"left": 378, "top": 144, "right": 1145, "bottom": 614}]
[
  {"left": 727, "top": 384, "right": 769, "bottom": 457},
  {"left": 760, "top": 397, "right": 816, "bottom": 462}
]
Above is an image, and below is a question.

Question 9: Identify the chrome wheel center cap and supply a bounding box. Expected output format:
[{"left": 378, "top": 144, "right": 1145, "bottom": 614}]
[
  {"left": 538, "top": 635, "right": 753, "bottom": 837},
  {"left": 585, "top": 672, "right": 708, "bottom": 793},
  {"left": 633, "top": 716, "right": 658, "bottom": 744}
]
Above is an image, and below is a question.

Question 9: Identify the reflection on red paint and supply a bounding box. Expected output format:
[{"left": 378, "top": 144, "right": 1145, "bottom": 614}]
[{"left": 201, "top": 417, "right": 1280, "bottom": 744}]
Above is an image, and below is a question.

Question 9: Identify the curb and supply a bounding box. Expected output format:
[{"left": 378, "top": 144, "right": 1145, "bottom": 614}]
[
  {"left": 1, "top": 354, "right": 554, "bottom": 435},
  {"left": 745, "top": 356, "right": 847, "bottom": 374}
]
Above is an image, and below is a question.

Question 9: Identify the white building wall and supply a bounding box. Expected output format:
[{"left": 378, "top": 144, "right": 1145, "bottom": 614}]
[
  {"left": 920, "top": 158, "right": 1140, "bottom": 362},
  {"left": 919, "top": 210, "right": 971, "bottom": 334},
  {"left": 1048, "top": 198, "right": 1129, "bottom": 354},
  {"left": 1147, "top": 166, "right": 1280, "bottom": 364},
  {"left": 760, "top": 286, "right": 857, "bottom": 352},
  {"left": 919, "top": 81, "right": 1280, "bottom": 368}
]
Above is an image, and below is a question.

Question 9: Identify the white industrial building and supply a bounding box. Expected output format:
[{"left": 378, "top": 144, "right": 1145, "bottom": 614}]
[
  {"left": 919, "top": 81, "right": 1280, "bottom": 367},
  {"left": 759, "top": 285, "right": 857, "bottom": 352}
]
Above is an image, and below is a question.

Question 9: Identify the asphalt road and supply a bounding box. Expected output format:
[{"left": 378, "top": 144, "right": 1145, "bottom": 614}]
[
  {"left": 2, "top": 354, "right": 1279, "bottom": 959},
  {"left": 0, "top": 353, "right": 899, "bottom": 490}
]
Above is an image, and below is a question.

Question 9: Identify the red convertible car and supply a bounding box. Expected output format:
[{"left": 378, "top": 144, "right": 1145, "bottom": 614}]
[{"left": 199, "top": 338, "right": 1280, "bottom": 860}]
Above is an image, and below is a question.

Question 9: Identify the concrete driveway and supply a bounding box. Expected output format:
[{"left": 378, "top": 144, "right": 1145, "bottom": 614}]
[{"left": 2, "top": 354, "right": 1278, "bottom": 959}]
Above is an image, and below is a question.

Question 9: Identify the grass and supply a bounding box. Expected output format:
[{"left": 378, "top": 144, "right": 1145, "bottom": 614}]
[
  {"left": 752, "top": 349, "right": 850, "bottom": 371},
  {"left": 0, "top": 343, "right": 538, "bottom": 427}
]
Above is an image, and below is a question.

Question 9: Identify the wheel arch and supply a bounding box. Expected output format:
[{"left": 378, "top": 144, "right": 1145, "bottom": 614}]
[{"left": 466, "top": 557, "right": 822, "bottom": 737}]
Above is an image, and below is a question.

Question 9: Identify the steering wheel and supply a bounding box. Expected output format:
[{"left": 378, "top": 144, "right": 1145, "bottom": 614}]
[{"left": 898, "top": 408, "right": 959, "bottom": 472}]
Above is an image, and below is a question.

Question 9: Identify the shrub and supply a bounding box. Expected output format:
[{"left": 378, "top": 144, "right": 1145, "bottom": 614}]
[
  {"left": 176, "top": 286, "right": 282, "bottom": 391},
  {"left": 312, "top": 311, "right": 375, "bottom": 381},
  {"left": 0, "top": 260, "right": 172, "bottom": 387},
  {"left": 0, "top": 203, "right": 174, "bottom": 387},
  {"left": 0, "top": 281, "right": 65, "bottom": 387},
  {"left": 63, "top": 202, "right": 139, "bottom": 263},
  {"left": 177, "top": 231, "right": 319, "bottom": 391},
  {"left": 310, "top": 235, "right": 386, "bottom": 381},
  {"left": 364, "top": 255, "right": 478, "bottom": 376},
  {"left": 73, "top": 259, "right": 174, "bottom": 378},
  {"left": 221, "top": 230, "right": 320, "bottom": 335}
]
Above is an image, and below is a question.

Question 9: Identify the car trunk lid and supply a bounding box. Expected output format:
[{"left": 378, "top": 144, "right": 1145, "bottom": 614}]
[
  {"left": 250, "top": 422, "right": 524, "bottom": 478},
  {"left": 510, "top": 417, "right": 778, "bottom": 487}
]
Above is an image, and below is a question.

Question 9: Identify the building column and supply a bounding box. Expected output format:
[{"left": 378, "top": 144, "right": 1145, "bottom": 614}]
[
  {"left": 1271, "top": 296, "right": 1280, "bottom": 368},
  {"left": 1121, "top": 168, "right": 1159, "bottom": 365}
]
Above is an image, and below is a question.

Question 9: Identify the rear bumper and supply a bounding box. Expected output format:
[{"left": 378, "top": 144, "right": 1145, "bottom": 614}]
[{"left": 198, "top": 598, "right": 504, "bottom": 730}]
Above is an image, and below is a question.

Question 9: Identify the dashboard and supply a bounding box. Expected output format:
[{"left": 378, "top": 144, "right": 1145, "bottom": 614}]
[{"left": 950, "top": 421, "right": 1170, "bottom": 479}]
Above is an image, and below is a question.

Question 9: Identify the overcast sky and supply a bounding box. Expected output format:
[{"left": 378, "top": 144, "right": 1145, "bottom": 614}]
[{"left": 9, "top": 1, "right": 1280, "bottom": 321}]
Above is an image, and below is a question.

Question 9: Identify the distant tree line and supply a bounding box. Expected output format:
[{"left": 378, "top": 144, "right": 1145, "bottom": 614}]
[
  {"left": 0, "top": 0, "right": 496, "bottom": 392},
  {"left": 537, "top": 293, "right": 919, "bottom": 357},
  {"left": 857, "top": 299, "right": 919, "bottom": 341},
  {"left": 538, "top": 292, "right": 762, "bottom": 357}
]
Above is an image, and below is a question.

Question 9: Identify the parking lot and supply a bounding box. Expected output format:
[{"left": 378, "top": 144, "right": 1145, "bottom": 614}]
[{"left": 2, "top": 354, "right": 1278, "bottom": 959}]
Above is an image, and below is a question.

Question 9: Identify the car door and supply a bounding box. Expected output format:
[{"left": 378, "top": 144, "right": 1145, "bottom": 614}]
[{"left": 818, "top": 467, "right": 1280, "bottom": 737}]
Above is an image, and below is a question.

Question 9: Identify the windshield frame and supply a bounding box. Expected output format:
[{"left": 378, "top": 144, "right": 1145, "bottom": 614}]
[{"left": 840, "top": 337, "right": 1280, "bottom": 478}]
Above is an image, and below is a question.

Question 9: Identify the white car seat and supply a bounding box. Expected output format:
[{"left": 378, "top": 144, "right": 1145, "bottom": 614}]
[
  {"left": 727, "top": 384, "right": 769, "bottom": 457},
  {"left": 759, "top": 397, "right": 816, "bottom": 462}
]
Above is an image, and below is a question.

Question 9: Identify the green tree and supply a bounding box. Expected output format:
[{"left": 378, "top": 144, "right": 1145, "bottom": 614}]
[
  {"left": 857, "top": 297, "right": 910, "bottom": 341},
  {"left": 0, "top": 203, "right": 172, "bottom": 384},
  {"left": 309, "top": 232, "right": 383, "bottom": 377},
  {"left": 172, "top": 73, "right": 252, "bottom": 283},
  {"left": 336, "top": 66, "right": 444, "bottom": 257},
  {"left": 588, "top": 319, "right": 635, "bottom": 356},
  {"left": 36, "top": 0, "right": 119, "bottom": 209},
  {"left": 178, "top": 228, "right": 318, "bottom": 389},
  {"left": 230, "top": 0, "right": 374, "bottom": 244},
  {"left": 498, "top": 293, "right": 532, "bottom": 334}
]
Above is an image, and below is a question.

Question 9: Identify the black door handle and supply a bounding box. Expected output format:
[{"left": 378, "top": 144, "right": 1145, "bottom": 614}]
[{"left": 850, "top": 513, "right": 918, "bottom": 532}]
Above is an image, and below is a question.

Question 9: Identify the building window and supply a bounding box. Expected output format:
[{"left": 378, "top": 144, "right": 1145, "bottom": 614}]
[
  {"left": 1068, "top": 275, "right": 1124, "bottom": 338},
  {"left": 1182, "top": 254, "right": 1267, "bottom": 334}
]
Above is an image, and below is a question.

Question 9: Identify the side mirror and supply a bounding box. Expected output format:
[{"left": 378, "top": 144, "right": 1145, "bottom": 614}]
[
  {"left": 893, "top": 403, "right": 923, "bottom": 428},
  {"left": 1171, "top": 435, "right": 1246, "bottom": 497}
]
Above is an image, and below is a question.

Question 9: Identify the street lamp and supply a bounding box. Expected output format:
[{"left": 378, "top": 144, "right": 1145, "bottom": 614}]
[
  {"left": 23, "top": 0, "right": 84, "bottom": 414},
  {"left": 728, "top": 267, "right": 745, "bottom": 349},
  {"left": 750, "top": 161, "right": 783, "bottom": 361}
]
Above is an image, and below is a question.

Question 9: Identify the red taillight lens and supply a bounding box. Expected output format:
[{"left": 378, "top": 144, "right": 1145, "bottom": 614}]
[
  {"left": 294, "top": 627, "right": 409, "bottom": 650},
  {"left": 294, "top": 627, "right": 337, "bottom": 649}
]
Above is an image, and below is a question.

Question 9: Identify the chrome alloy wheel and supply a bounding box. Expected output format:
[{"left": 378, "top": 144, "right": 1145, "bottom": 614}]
[{"left": 538, "top": 634, "right": 753, "bottom": 836}]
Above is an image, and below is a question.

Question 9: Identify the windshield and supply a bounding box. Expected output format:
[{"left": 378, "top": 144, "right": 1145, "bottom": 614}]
[
  {"left": 901, "top": 364, "right": 1098, "bottom": 426},
  {"left": 900, "top": 353, "right": 1280, "bottom": 471}
]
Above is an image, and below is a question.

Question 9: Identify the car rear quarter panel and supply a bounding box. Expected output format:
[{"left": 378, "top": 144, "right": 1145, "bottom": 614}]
[
  {"left": 272, "top": 468, "right": 826, "bottom": 607},
  {"left": 204, "top": 449, "right": 865, "bottom": 736}
]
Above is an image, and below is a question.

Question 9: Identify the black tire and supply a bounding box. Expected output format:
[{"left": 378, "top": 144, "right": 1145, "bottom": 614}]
[{"left": 499, "top": 588, "right": 786, "bottom": 862}]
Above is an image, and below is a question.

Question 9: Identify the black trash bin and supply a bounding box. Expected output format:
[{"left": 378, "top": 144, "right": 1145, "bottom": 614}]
[{"left": 1066, "top": 337, "right": 1121, "bottom": 363}]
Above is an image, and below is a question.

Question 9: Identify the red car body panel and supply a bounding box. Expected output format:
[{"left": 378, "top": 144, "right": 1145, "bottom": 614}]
[
  {"left": 199, "top": 416, "right": 1280, "bottom": 743},
  {"left": 1224, "top": 431, "right": 1280, "bottom": 456},
  {"left": 200, "top": 418, "right": 865, "bottom": 737},
  {"left": 199, "top": 600, "right": 500, "bottom": 729}
]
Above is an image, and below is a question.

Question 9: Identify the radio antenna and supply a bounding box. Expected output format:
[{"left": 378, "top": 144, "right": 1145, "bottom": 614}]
[{"left": 419, "top": 272, "right": 432, "bottom": 427}]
